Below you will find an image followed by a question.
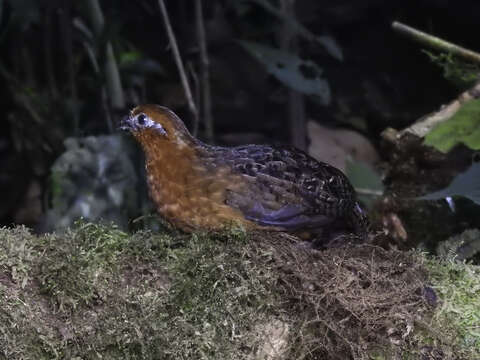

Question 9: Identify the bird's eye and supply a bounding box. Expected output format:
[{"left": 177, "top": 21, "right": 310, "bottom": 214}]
[{"left": 137, "top": 114, "right": 146, "bottom": 125}]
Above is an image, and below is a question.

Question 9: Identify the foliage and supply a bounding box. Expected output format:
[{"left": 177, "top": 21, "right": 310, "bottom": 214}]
[
  {"left": 436, "top": 229, "right": 480, "bottom": 262},
  {"left": 424, "top": 99, "right": 480, "bottom": 153},
  {"left": 233, "top": 0, "right": 342, "bottom": 107},
  {"left": 240, "top": 41, "right": 331, "bottom": 105},
  {"left": 424, "top": 51, "right": 479, "bottom": 89},
  {"left": 346, "top": 158, "right": 384, "bottom": 207},
  {"left": 424, "top": 256, "right": 480, "bottom": 358},
  {"left": 0, "top": 0, "right": 349, "bottom": 228},
  {"left": 245, "top": 0, "right": 344, "bottom": 61},
  {"left": 417, "top": 162, "right": 480, "bottom": 206}
]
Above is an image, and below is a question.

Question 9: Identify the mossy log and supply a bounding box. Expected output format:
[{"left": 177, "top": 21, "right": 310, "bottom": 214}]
[{"left": 0, "top": 223, "right": 478, "bottom": 359}]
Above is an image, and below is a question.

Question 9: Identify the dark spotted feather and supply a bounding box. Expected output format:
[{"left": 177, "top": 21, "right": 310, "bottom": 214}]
[{"left": 204, "top": 144, "right": 366, "bottom": 235}]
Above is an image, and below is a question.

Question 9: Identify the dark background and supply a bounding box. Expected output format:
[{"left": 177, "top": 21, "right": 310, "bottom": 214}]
[{"left": 0, "top": 0, "right": 478, "bottom": 229}]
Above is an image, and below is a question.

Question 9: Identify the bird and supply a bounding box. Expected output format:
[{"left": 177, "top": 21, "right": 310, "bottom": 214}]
[{"left": 120, "top": 104, "right": 368, "bottom": 248}]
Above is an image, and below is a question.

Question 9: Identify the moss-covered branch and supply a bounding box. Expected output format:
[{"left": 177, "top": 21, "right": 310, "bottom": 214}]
[
  {"left": 0, "top": 223, "right": 478, "bottom": 359},
  {"left": 392, "top": 21, "right": 480, "bottom": 64}
]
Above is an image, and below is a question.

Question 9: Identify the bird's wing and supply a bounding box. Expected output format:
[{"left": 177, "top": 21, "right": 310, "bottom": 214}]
[{"left": 220, "top": 144, "right": 357, "bottom": 231}]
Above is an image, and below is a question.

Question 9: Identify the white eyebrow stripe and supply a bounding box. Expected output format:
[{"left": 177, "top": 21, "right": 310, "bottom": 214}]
[{"left": 142, "top": 115, "right": 167, "bottom": 135}]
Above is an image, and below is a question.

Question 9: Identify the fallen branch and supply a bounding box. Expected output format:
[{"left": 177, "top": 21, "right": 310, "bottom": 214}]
[
  {"left": 385, "top": 22, "right": 480, "bottom": 140},
  {"left": 398, "top": 80, "right": 480, "bottom": 138},
  {"left": 392, "top": 21, "right": 480, "bottom": 65}
]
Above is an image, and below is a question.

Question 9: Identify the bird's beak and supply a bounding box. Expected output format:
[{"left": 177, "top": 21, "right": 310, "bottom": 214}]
[{"left": 119, "top": 115, "right": 133, "bottom": 131}]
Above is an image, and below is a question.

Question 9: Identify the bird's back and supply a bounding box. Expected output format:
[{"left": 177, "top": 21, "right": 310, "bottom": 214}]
[{"left": 199, "top": 143, "right": 367, "bottom": 240}]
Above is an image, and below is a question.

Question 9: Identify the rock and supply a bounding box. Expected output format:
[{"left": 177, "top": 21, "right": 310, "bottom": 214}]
[
  {"left": 307, "top": 121, "right": 379, "bottom": 172},
  {"left": 41, "top": 135, "right": 138, "bottom": 232}
]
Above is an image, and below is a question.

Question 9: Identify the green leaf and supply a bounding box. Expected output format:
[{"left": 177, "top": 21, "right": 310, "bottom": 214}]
[
  {"left": 416, "top": 162, "right": 480, "bottom": 206},
  {"left": 119, "top": 52, "right": 166, "bottom": 76},
  {"left": 119, "top": 51, "right": 142, "bottom": 65},
  {"left": 317, "top": 35, "right": 343, "bottom": 62},
  {"left": 424, "top": 99, "right": 480, "bottom": 153},
  {"left": 247, "top": 0, "right": 343, "bottom": 61},
  {"left": 239, "top": 41, "right": 330, "bottom": 104},
  {"left": 346, "top": 159, "right": 384, "bottom": 207}
]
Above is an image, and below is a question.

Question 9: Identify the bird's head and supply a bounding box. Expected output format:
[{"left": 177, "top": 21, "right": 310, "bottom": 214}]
[{"left": 120, "top": 104, "right": 195, "bottom": 149}]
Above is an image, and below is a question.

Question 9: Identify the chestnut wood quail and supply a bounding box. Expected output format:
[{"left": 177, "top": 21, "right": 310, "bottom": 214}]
[{"left": 121, "top": 104, "right": 368, "bottom": 247}]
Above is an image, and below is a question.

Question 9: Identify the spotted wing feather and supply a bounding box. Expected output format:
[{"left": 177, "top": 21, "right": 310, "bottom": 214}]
[{"left": 210, "top": 144, "right": 359, "bottom": 231}]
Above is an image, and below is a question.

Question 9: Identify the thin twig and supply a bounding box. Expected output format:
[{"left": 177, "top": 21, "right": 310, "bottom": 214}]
[
  {"left": 85, "top": 0, "right": 124, "bottom": 131},
  {"left": 250, "top": 0, "right": 314, "bottom": 42},
  {"left": 77, "top": 30, "right": 113, "bottom": 133},
  {"left": 195, "top": 0, "right": 214, "bottom": 142},
  {"left": 187, "top": 61, "right": 200, "bottom": 137},
  {"left": 392, "top": 21, "right": 480, "bottom": 64},
  {"left": 158, "top": 0, "right": 198, "bottom": 119},
  {"left": 396, "top": 80, "right": 480, "bottom": 138}
]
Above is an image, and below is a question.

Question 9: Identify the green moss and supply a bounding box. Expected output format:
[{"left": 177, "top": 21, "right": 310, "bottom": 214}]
[
  {"left": 424, "top": 257, "right": 480, "bottom": 358},
  {"left": 1, "top": 223, "right": 479, "bottom": 359},
  {"left": 0, "top": 227, "right": 63, "bottom": 359},
  {"left": 37, "top": 222, "right": 130, "bottom": 311},
  {"left": 0, "top": 224, "right": 279, "bottom": 359},
  {"left": 424, "top": 99, "right": 480, "bottom": 153},
  {"left": 161, "top": 230, "right": 278, "bottom": 358},
  {"left": 424, "top": 51, "right": 479, "bottom": 89},
  {"left": 0, "top": 226, "right": 36, "bottom": 288}
]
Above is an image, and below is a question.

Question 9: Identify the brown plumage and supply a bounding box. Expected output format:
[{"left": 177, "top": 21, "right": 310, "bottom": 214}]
[{"left": 121, "top": 104, "right": 368, "bottom": 247}]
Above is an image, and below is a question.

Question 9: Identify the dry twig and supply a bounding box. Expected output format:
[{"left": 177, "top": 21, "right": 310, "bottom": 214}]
[
  {"left": 195, "top": 0, "right": 214, "bottom": 142},
  {"left": 158, "top": 0, "right": 198, "bottom": 122},
  {"left": 392, "top": 21, "right": 480, "bottom": 64},
  {"left": 187, "top": 61, "right": 200, "bottom": 137},
  {"left": 85, "top": 0, "right": 124, "bottom": 131},
  {"left": 390, "top": 80, "right": 480, "bottom": 138},
  {"left": 253, "top": 234, "right": 432, "bottom": 358}
]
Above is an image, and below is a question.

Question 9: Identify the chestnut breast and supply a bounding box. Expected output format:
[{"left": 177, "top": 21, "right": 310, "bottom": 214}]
[{"left": 142, "top": 136, "right": 255, "bottom": 231}]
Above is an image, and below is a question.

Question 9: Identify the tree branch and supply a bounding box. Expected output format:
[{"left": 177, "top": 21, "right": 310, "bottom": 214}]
[
  {"left": 392, "top": 21, "right": 480, "bottom": 64},
  {"left": 187, "top": 61, "right": 200, "bottom": 137},
  {"left": 398, "top": 80, "right": 480, "bottom": 138},
  {"left": 195, "top": 0, "right": 214, "bottom": 143}
]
